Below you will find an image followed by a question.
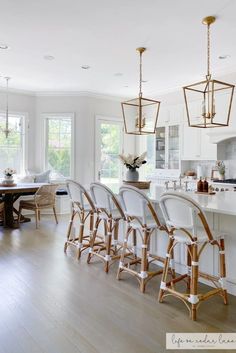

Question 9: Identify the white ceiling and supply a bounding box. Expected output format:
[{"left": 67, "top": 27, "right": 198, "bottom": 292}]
[{"left": 0, "top": 0, "right": 236, "bottom": 97}]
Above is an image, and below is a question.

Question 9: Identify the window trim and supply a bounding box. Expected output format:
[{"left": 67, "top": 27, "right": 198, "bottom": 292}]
[
  {"left": 0, "top": 110, "right": 28, "bottom": 175},
  {"left": 42, "top": 113, "right": 75, "bottom": 181}
]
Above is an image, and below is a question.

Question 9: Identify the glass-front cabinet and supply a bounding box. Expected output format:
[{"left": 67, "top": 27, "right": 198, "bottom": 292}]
[
  {"left": 156, "top": 125, "right": 180, "bottom": 170},
  {"left": 156, "top": 127, "right": 166, "bottom": 169}
]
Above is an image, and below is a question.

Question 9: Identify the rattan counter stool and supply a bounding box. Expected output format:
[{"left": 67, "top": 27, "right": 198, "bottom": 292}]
[
  {"left": 64, "top": 180, "right": 103, "bottom": 259},
  {"left": 117, "top": 185, "right": 172, "bottom": 293},
  {"left": 87, "top": 182, "right": 133, "bottom": 273},
  {"left": 158, "top": 192, "right": 228, "bottom": 321}
]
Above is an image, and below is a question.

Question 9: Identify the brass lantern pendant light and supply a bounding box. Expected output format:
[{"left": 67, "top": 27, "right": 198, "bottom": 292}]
[
  {"left": 183, "top": 16, "right": 235, "bottom": 128},
  {"left": 121, "top": 48, "right": 161, "bottom": 135}
]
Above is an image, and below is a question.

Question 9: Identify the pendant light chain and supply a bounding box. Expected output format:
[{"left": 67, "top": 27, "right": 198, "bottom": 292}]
[
  {"left": 6, "top": 77, "right": 9, "bottom": 121},
  {"left": 207, "top": 23, "right": 211, "bottom": 78},
  {"left": 139, "top": 50, "right": 142, "bottom": 97}
]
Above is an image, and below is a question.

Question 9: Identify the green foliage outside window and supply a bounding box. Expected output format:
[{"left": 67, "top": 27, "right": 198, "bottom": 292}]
[
  {"left": 46, "top": 118, "right": 72, "bottom": 178},
  {"left": 100, "top": 123, "right": 120, "bottom": 179}
]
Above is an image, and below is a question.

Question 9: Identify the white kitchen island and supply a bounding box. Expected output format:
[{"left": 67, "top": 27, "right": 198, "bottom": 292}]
[{"left": 147, "top": 185, "right": 236, "bottom": 296}]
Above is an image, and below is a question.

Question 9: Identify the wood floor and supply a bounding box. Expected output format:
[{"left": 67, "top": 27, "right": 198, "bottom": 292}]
[{"left": 0, "top": 215, "right": 236, "bottom": 353}]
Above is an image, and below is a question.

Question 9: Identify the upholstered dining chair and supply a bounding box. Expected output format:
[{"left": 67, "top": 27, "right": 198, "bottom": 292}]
[
  {"left": 159, "top": 191, "right": 228, "bottom": 321},
  {"left": 64, "top": 180, "right": 103, "bottom": 259},
  {"left": 87, "top": 182, "right": 132, "bottom": 273},
  {"left": 18, "top": 184, "right": 58, "bottom": 228},
  {"left": 117, "top": 185, "right": 170, "bottom": 293}
]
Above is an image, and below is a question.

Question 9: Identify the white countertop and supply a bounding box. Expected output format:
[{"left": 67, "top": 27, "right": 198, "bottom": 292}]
[
  {"left": 106, "top": 183, "right": 236, "bottom": 217},
  {"left": 148, "top": 185, "right": 236, "bottom": 216}
]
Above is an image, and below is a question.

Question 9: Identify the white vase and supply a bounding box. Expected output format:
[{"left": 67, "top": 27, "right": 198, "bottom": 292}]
[
  {"left": 126, "top": 169, "right": 139, "bottom": 182},
  {"left": 3, "top": 175, "right": 14, "bottom": 184}
]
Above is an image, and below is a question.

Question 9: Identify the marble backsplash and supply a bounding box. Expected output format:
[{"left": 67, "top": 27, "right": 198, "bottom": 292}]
[{"left": 182, "top": 160, "right": 236, "bottom": 179}]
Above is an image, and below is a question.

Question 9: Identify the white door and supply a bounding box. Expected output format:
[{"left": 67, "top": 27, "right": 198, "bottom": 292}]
[{"left": 95, "top": 117, "right": 124, "bottom": 187}]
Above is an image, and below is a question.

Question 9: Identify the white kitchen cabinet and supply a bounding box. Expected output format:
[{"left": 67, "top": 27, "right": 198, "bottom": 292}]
[
  {"left": 181, "top": 100, "right": 217, "bottom": 160},
  {"left": 181, "top": 123, "right": 217, "bottom": 160}
]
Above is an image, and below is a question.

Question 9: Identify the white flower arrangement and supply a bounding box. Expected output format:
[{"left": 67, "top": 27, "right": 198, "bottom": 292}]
[
  {"left": 119, "top": 152, "right": 147, "bottom": 170},
  {"left": 4, "top": 168, "right": 16, "bottom": 177}
]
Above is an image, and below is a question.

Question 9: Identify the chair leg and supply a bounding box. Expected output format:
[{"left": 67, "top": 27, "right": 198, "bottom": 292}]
[
  {"left": 64, "top": 210, "right": 76, "bottom": 252},
  {"left": 117, "top": 225, "right": 131, "bottom": 280},
  {"left": 104, "top": 218, "right": 112, "bottom": 273},
  {"left": 35, "top": 209, "right": 39, "bottom": 229},
  {"left": 133, "top": 229, "right": 137, "bottom": 261},
  {"left": 140, "top": 230, "right": 149, "bottom": 293},
  {"left": 190, "top": 244, "right": 199, "bottom": 321},
  {"left": 87, "top": 217, "right": 100, "bottom": 264},
  {"left": 53, "top": 206, "right": 58, "bottom": 224},
  {"left": 187, "top": 245, "right": 191, "bottom": 291},
  {"left": 158, "top": 237, "right": 174, "bottom": 302},
  {"left": 77, "top": 213, "right": 85, "bottom": 260},
  {"left": 113, "top": 221, "right": 119, "bottom": 255},
  {"left": 89, "top": 212, "right": 94, "bottom": 240},
  {"left": 219, "top": 237, "right": 228, "bottom": 305}
]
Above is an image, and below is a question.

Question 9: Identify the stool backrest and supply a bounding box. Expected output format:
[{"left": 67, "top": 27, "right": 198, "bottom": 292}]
[
  {"left": 160, "top": 192, "right": 214, "bottom": 241},
  {"left": 34, "top": 184, "right": 58, "bottom": 206},
  {"left": 66, "top": 180, "right": 94, "bottom": 211},
  {"left": 90, "top": 182, "right": 124, "bottom": 218},
  {"left": 119, "top": 185, "right": 162, "bottom": 227}
]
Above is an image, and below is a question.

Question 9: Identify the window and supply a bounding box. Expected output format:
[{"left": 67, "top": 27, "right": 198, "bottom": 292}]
[
  {"left": 0, "top": 114, "right": 26, "bottom": 175},
  {"left": 44, "top": 114, "right": 74, "bottom": 179}
]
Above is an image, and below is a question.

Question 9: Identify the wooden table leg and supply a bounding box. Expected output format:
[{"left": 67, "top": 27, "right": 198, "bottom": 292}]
[{"left": 4, "top": 194, "right": 19, "bottom": 228}]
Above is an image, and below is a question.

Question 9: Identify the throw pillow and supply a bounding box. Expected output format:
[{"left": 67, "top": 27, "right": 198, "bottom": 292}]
[{"left": 34, "top": 170, "right": 51, "bottom": 183}]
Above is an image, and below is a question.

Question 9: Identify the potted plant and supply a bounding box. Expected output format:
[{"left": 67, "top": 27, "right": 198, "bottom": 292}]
[
  {"left": 119, "top": 152, "right": 147, "bottom": 182},
  {"left": 216, "top": 160, "right": 225, "bottom": 180}
]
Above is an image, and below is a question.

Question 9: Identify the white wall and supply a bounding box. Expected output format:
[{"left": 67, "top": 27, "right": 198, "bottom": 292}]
[
  {"left": 35, "top": 95, "right": 135, "bottom": 184},
  {"left": 0, "top": 91, "right": 36, "bottom": 171}
]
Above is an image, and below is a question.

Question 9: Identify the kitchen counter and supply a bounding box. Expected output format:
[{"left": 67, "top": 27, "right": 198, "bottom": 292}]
[
  {"left": 107, "top": 183, "right": 236, "bottom": 296},
  {"left": 149, "top": 186, "right": 236, "bottom": 216}
]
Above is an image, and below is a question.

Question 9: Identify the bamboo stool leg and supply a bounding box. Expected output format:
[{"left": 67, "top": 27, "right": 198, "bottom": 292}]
[
  {"left": 104, "top": 218, "right": 112, "bottom": 273},
  {"left": 190, "top": 244, "right": 199, "bottom": 321},
  {"left": 219, "top": 237, "right": 228, "bottom": 305},
  {"left": 117, "top": 226, "right": 131, "bottom": 280},
  {"left": 133, "top": 229, "right": 137, "bottom": 261},
  {"left": 89, "top": 212, "right": 94, "bottom": 240},
  {"left": 187, "top": 245, "right": 191, "bottom": 291},
  {"left": 87, "top": 217, "right": 100, "bottom": 264},
  {"left": 170, "top": 246, "right": 175, "bottom": 279},
  {"left": 64, "top": 210, "right": 75, "bottom": 252},
  {"left": 140, "top": 230, "right": 149, "bottom": 293},
  {"left": 113, "top": 221, "right": 119, "bottom": 255},
  {"left": 158, "top": 237, "right": 174, "bottom": 302},
  {"left": 77, "top": 211, "right": 85, "bottom": 260}
]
